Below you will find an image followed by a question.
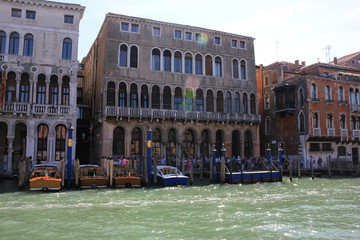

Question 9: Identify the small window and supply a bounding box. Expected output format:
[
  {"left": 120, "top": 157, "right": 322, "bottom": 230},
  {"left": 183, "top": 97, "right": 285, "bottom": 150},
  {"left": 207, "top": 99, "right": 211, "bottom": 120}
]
[
  {"left": 64, "top": 15, "right": 74, "bottom": 24},
  {"left": 26, "top": 10, "right": 36, "bottom": 20},
  {"left": 283, "top": 66, "right": 288, "bottom": 71},
  {"left": 121, "top": 22, "right": 129, "bottom": 31},
  {"left": 239, "top": 41, "right": 245, "bottom": 48},
  {"left": 153, "top": 27, "right": 160, "bottom": 36},
  {"left": 185, "top": 32, "right": 192, "bottom": 40},
  {"left": 174, "top": 30, "right": 181, "bottom": 39},
  {"left": 214, "top": 36, "right": 221, "bottom": 45},
  {"left": 264, "top": 76, "right": 269, "bottom": 86},
  {"left": 310, "top": 143, "right": 321, "bottom": 152},
  {"left": 195, "top": 33, "right": 200, "bottom": 42},
  {"left": 11, "top": 8, "right": 21, "bottom": 18},
  {"left": 131, "top": 24, "right": 139, "bottom": 33},
  {"left": 231, "top": 40, "right": 237, "bottom": 48}
]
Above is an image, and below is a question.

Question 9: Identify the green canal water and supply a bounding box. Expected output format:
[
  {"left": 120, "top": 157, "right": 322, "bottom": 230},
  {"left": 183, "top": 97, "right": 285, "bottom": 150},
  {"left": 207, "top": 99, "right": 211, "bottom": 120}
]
[{"left": 0, "top": 177, "right": 359, "bottom": 240}]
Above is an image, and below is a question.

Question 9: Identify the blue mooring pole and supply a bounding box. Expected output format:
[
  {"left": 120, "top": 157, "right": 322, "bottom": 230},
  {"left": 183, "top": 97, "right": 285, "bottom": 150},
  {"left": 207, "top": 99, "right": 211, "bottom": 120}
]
[
  {"left": 147, "top": 128, "right": 152, "bottom": 186},
  {"left": 67, "top": 124, "right": 74, "bottom": 188},
  {"left": 279, "top": 143, "right": 283, "bottom": 167},
  {"left": 266, "top": 143, "right": 271, "bottom": 169},
  {"left": 212, "top": 145, "right": 216, "bottom": 180}
]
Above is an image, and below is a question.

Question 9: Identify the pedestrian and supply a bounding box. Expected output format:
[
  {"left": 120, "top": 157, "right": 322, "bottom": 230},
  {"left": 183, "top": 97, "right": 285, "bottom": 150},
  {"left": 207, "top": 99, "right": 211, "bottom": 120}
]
[{"left": 317, "top": 156, "right": 323, "bottom": 169}]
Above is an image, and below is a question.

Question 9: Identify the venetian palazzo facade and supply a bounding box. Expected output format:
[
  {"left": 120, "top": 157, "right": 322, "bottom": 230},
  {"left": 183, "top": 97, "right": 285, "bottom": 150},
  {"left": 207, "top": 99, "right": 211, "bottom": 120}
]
[
  {"left": 82, "top": 13, "right": 260, "bottom": 163},
  {"left": 258, "top": 52, "right": 360, "bottom": 168},
  {"left": 0, "top": 0, "right": 85, "bottom": 174}
]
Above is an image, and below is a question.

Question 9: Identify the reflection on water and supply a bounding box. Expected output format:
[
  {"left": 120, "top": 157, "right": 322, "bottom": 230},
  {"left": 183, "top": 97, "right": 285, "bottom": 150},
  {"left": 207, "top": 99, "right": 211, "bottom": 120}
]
[{"left": 0, "top": 177, "right": 359, "bottom": 239}]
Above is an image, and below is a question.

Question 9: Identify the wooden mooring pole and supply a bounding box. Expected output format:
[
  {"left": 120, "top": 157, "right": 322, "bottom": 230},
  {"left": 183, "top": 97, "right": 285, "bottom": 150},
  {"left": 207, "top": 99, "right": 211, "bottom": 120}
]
[
  {"left": 60, "top": 158, "right": 65, "bottom": 187},
  {"left": 109, "top": 159, "right": 113, "bottom": 187},
  {"left": 289, "top": 159, "right": 293, "bottom": 182},
  {"left": 18, "top": 157, "right": 26, "bottom": 190},
  {"left": 200, "top": 158, "right": 203, "bottom": 180},
  {"left": 311, "top": 157, "right": 314, "bottom": 180},
  {"left": 74, "top": 158, "right": 80, "bottom": 187},
  {"left": 209, "top": 157, "right": 213, "bottom": 182},
  {"left": 298, "top": 157, "right": 301, "bottom": 178},
  {"left": 189, "top": 158, "right": 194, "bottom": 185},
  {"left": 220, "top": 156, "right": 225, "bottom": 183},
  {"left": 327, "top": 155, "right": 332, "bottom": 178},
  {"left": 153, "top": 158, "right": 157, "bottom": 184}
]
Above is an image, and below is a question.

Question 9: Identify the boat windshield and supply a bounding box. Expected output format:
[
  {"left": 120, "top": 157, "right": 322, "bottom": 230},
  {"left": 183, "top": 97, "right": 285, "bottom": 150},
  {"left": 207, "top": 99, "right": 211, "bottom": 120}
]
[
  {"left": 113, "top": 168, "right": 135, "bottom": 177},
  {"left": 31, "top": 170, "right": 59, "bottom": 179},
  {"left": 159, "top": 168, "right": 180, "bottom": 175},
  {"left": 81, "top": 168, "right": 103, "bottom": 177}
]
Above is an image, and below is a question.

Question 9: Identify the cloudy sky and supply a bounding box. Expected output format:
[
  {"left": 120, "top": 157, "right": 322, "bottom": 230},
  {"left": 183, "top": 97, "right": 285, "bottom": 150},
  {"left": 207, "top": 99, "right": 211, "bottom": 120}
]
[{"left": 57, "top": 0, "right": 360, "bottom": 66}]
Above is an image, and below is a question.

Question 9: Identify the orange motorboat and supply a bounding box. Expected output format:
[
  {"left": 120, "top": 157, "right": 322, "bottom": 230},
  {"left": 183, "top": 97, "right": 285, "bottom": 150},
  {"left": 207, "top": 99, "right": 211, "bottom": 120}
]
[
  {"left": 113, "top": 164, "right": 141, "bottom": 188},
  {"left": 29, "top": 164, "right": 61, "bottom": 191}
]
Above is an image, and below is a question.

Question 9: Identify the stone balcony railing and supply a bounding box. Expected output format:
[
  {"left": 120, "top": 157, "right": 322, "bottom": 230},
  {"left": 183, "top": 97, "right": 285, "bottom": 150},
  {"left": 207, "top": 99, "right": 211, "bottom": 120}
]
[
  {"left": 2, "top": 102, "right": 72, "bottom": 117},
  {"left": 105, "top": 106, "right": 261, "bottom": 124}
]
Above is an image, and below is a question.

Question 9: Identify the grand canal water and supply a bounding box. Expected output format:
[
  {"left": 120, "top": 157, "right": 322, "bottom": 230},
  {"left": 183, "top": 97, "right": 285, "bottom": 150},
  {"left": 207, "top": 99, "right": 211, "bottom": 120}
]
[{"left": 0, "top": 177, "right": 359, "bottom": 240}]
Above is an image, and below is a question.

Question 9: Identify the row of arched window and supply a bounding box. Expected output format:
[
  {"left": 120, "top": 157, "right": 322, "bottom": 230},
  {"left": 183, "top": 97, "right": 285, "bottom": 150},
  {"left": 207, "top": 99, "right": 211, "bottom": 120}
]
[
  {"left": 0, "top": 30, "right": 72, "bottom": 60},
  {"left": 118, "top": 43, "right": 247, "bottom": 79},
  {"left": 37, "top": 123, "right": 67, "bottom": 161},
  {"left": 309, "top": 83, "right": 360, "bottom": 105},
  {"left": 106, "top": 81, "right": 257, "bottom": 114},
  {"left": 0, "top": 71, "right": 70, "bottom": 105}
]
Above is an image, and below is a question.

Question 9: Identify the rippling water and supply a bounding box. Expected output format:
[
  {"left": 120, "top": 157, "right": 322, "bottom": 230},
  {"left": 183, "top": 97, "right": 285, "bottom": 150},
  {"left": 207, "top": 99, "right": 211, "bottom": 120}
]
[{"left": 0, "top": 177, "right": 359, "bottom": 240}]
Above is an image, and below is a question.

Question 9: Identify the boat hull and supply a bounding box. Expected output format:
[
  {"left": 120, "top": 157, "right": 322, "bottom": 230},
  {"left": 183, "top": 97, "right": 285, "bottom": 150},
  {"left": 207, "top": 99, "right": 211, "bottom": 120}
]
[
  {"left": 29, "top": 178, "right": 61, "bottom": 191},
  {"left": 113, "top": 177, "right": 141, "bottom": 188},
  {"left": 80, "top": 177, "right": 108, "bottom": 189},
  {"left": 216, "top": 171, "right": 282, "bottom": 184},
  {"left": 157, "top": 175, "right": 188, "bottom": 186}
]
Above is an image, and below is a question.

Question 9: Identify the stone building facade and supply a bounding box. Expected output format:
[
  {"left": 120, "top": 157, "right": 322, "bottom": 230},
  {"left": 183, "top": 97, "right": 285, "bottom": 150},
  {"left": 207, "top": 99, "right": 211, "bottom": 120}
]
[
  {"left": 0, "top": 0, "right": 85, "bottom": 174},
  {"left": 82, "top": 13, "right": 260, "bottom": 163}
]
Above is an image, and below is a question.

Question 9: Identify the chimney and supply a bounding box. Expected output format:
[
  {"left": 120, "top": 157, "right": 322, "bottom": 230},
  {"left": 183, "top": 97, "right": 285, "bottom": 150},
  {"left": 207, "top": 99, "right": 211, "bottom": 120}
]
[
  {"left": 334, "top": 57, "right": 338, "bottom": 64},
  {"left": 301, "top": 61, "right": 305, "bottom": 66},
  {"left": 295, "top": 60, "right": 299, "bottom": 67}
]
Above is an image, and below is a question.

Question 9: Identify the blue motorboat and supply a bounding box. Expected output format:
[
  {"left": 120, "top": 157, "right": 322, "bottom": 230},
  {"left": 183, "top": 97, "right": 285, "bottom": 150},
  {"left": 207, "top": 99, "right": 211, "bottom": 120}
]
[{"left": 154, "top": 165, "right": 188, "bottom": 186}]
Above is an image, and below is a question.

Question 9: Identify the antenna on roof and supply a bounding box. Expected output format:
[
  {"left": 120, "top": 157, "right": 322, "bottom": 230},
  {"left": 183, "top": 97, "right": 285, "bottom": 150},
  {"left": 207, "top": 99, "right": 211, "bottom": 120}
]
[{"left": 323, "top": 45, "right": 331, "bottom": 63}]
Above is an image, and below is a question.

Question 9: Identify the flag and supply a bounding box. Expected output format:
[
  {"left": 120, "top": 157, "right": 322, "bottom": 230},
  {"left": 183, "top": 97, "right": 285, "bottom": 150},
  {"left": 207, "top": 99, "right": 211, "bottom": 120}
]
[{"left": 0, "top": 68, "right": 6, "bottom": 111}]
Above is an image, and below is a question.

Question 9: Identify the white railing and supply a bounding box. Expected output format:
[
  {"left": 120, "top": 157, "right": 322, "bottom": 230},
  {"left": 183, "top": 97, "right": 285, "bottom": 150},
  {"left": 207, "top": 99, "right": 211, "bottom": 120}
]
[
  {"left": 313, "top": 128, "right": 321, "bottom": 136},
  {"left": 341, "top": 129, "right": 348, "bottom": 137},
  {"left": 352, "top": 129, "right": 360, "bottom": 138},
  {"left": 327, "top": 128, "right": 335, "bottom": 136}
]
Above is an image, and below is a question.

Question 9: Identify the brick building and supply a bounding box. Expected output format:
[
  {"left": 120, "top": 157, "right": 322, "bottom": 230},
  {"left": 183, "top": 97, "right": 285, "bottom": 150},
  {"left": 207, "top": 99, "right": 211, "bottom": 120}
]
[
  {"left": 258, "top": 53, "right": 360, "bottom": 168},
  {"left": 81, "top": 13, "right": 260, "bottom": 164}
]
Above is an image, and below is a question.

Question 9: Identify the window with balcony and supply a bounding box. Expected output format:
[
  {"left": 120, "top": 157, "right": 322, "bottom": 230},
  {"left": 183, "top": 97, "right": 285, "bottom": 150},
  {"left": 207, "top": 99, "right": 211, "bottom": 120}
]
[
  {"left": 351, "top": 115, "right": 356, "bottom": 130},
  {"left": 23, "top": 33, "right": 34, "bottom": 57},
  {"left": 195, "top": 54, "right": 202, "bottom": 75},
  {"left": 130, "top": 83, "right": 138, "bottom": 108},
  {"left": 233, "top": 59, "right": 239, "bottom": 79},
  {"left": 311, "top": 83, "right": 318, "bottom": 101},
  {"left": 37, "top": 124, "right": 48, "bottom": 162},
  {"left": 152, "top": 85, "right": 160, "bottom": 109},
  {"left": 325, "top": 85, "right": 332, "bottom": 103},
  {"left": 55, "top": 125, "right": 66, "bottom": 161},
  {"left": 5, "top": 71, "right": 16, "bottom": 102},
  {"left": 151, "top": 48, "right": 160, "bottom": 71},
  {"left": 9, "top": 32, "right": 19, "bottom": 55},
  {"left": 20, "top": 73, "right": 30, "bottom": 103},
  {"left": 250, "top": 93, "right": 256, "bottom": 114},
  {"left": 185, "top": 53, "right": 192, "bottom": 74},
  {"left": 174, "top": 87, "right": 182, "bottom": 110},
  {"left": 205, "top": 55, "right": 213, "bottom": 76},
  {"left": 216, "top": 91, "right": 224, "bottom": 113},
  {"left": 37, "top": 74, "right": 46, "bottom": 104},
  {"left": 312, "top": 113, "right": 319, "bottom": 128},
  {"left": 163, "top": 50, "right": 171, "bottom": 72},
  {"left": 225, "top": 91, "right": 232, "bottom": 113},
  {"left": 196, "top": 89, "right": 204, "bottom": 111},
  {"left": 62, "top": 38, "right": 72, "bottom": 60},
  {"left": 242, "top": 93, "right": 248, "bottom": 114},
  {"left": 130, "top": 45, "right": 138, "bottom": 68},
  {"left": 119, "top": 44, "right": 128, "bottom": 67},
  {"left": 215, "top": 57, "right": 222, "bottom": 77},
  {"left": 0, "top": 31, "right": 6, "bottom": 54},
  {"left": 185, "top": 88, "right": 194, "bottom": 111},
  {"left": 327, "top": 114, "right": 333, "bottom": 128},
  {"left": 141, "top": 85, "right": 149, "bottom": 108},
  {"left": 338, "top": 86, "right": 345, "bottom": 104},
  {"left": 119, "top": 82, "right": 127, "bottom": 107},
  {"left": 163, "top": 86, "right": 171, "bottom": 110},
  {"left": 49, "top": 75, "right": 58, "bottom": 105},
  {"left": 62, "top": 76, "right": 70, "bottom": 105},
  {"left": 206, "top": 90, "right": 214, "bottom": 112},
  {"left": 234, "top": 92, "right": 240, "bottom": 114},
  {"left": 174, "top": 51, "right": 182, "bottom": 73},
  {"left": 240, "top": 60, "right": 246, "bottom": 79},
  {"left": 340, "top": 114, "right": 346, "bottom": 129},
  {"left": 349, "top": 88, "right": 355, "bottom": 105}
]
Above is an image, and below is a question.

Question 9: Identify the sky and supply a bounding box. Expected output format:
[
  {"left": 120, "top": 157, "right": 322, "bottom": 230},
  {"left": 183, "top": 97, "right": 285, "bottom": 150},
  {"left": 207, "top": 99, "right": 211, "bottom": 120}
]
[{"left": 57, "top": 0, "right": 360, "bottom": 66}]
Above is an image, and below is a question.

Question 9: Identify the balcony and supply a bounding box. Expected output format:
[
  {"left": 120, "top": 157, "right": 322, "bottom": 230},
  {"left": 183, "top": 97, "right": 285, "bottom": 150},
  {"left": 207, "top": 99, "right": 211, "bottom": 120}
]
[
  {"left": 104, "top": 106, "right": 260, "bottom": 124},
  {"left": 341, "top": 129, "right": 348, "bottom": 137},
  {"left": 352, "top": 129, "right": 360, "bottom": 138},
  {"left": 2, "top": 102, "right": 71, "bottom": 117},
  {"left": 313, "top": 128, "right": 321, "bottom": 136},
  {"left": 350, "top": 104, "right": 360, "bottom": 112},
  {"left": 327, "top": 128, "right": 335, "bottom": 136}
]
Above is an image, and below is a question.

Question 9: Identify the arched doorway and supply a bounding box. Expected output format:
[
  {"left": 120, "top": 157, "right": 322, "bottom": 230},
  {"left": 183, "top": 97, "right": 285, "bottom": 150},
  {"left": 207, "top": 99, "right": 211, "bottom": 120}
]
[
  {"left": 0, "top": 122, "right": 8, "bottom": 173},
  {"left": 131, "top": 127, "right": 143, "bottom": 159},
  {"left": 13, "top": 123, "right": 27, "bottom": 171},
  {"left": 152, "top": 128, "right": 161, "bottom": 160},
  {"left": 200, "top": 129, "right": 210, "bottom": 158},
  {"left": 182, "top": 129, "right": 195, "bottom": 159},
  {"left": 215, "top": 130, "right": 224, "bottom": 157},
  {"left": 244, "top": 130, "right": 253, "bottom": 158},
  {"left": 232, "top": 130, "right": 241, "bottom": 157},
  {"left": 113, "top": 126, "right": 125, "bottom": 159},
  {"left": 166, "top": 128, "right": 177, "bottom": 161}
]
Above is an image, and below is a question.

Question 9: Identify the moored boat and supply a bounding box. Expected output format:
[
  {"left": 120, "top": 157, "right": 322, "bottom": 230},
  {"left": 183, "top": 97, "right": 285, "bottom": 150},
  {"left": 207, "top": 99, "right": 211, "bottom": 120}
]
[
  {"left": 29, "top": 164, "right": 61, "bottom": 191},
  {"left": 113, "top": 164, "right": 141, "bottom": 188},
  {"left": 154, "top": 165, "right": 188, "bottom": 186},
  {"left": 79, "top": 165, "right": 107, "bottom": 189}
]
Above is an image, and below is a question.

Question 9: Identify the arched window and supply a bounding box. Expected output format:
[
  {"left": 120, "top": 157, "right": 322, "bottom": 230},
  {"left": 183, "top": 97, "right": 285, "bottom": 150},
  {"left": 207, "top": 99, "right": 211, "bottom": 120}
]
[
  {"left": 327, "top": 114, "right": 333, "bottom": 129},
  {"left": 0, "top": 31, "right": 6, "bottom": 54},
  {"left": 163, "top": 86, "right": 171, "bottom": 109},
  {"left": 185, "top": 88, "right": 194, "bottom": 111},
  {"left": 20, "top": 73, "right": 30, "bottom": 103},
  {"left": 264, "top": 93, "right": 270, "bottom": 109},
  {"left": 195, "top": 89, "right": 204, "bottom": 111},
  {"left": 131, "top": 127, "right": 143, "bottom": 157},
  {"left": 240, "top": 60, "right": 246, "bottom": 79},
  {"left": 130, "top": 45, "right": 138, "bottom": 68},
  {"left": 62, "top": 38, "right": 72, "bottom": 60},
  {"left": 205, "top": 55, "right": 213, "bottom": 76},
  {"left": 340, "top": 114, "right": 346, "bottom": 129},
  {"left": 242, "top": 93, "right": 248, "bottom": 114},
  {"left": 231, "top": 130, "right": 240, "bottom": 158},
  {"left": 265, "top": 116, "right": 271, "bottom": 135},
  {"left": 119, "top": 82, "right": 127, "bottom": 107},
  {"left": 215, "top": 130, "right": 224, "bottom": 156},
  {"left": 298, "top": 88, "right": 304, "bottom": 107},
  {"left": 338, "top": 86, "right": 345, "bottom": 104},
  {"left": 312, "top": 113, "right": 319, "bottom": 128},
  {"left": 185, "top": 53, "right": 192, "bottom": 74},
  {"left": 163, "top": 50, "right": 171, "bottom": 72},
  {"left": 234, "top": 92, "right": 240, "bottom": 113},
  {"left": 141, "top": 85, "right": 149, "bottom": 108},
  {"left": 113, "top": 127, "right": 125, "bottom": 156},
  {"left": 195, "top": 54, "right": 202, "bottom": 75},
  {"left": 166, "top": 128, "right": 177, "bottom": 159},
  {"left": 244, "top": 130, "right": 253, "bottom": 158},
  {"left": 351, "top": 115, "right": 356, "bottom": 130},
  {"left": 216, "top": 91, "right": 224, "bottom": 113},
  {"left": 338, "top": 146, "right": 346, "bottom": 156},
  {"left": 152, "top": 85, "right": 160, "bottom": 109},
  {"left": 299, "top": 112, "right": 305, "bottom": 132},
  {"left": 225, "top": 91, "right": 232, "bottom": 113},
  {"left": 349, "top": 88, "right": 355, "bottom": 105},
  {"left": 206, "top": 90, "right": 214, "bottom": 112},
  {"left": 119, "top": 44, "right": 128, "bottom": 67},
  {"left": 49, "top": 75, "right": 58, "bottom": 105},
  {"left": 174, "top": 87, "right": 182, "bottom": 110},
  {"left": 356, "top": 89, "right": 360, "bottom": 104},
  {"left": 61, "top": 76, "right": 70, "bottom": 105},
  {"left": 37, "top": 74, "right": 46, "bottom": 104},
  {"left": 311, "top": 83, "right": 317, "bottom": 101},
  {"left": 250, "top": 93, "right": 256, "bottom": 114},
  {"left": 37, "top": 124, "right": 48, "bottom": 162},
  {"left": 23, "top": 33, "right": 34, "bottom": 56},
  {"left": 174, "top": 51, "right": 182, "bottom": 73},
  {"left": 215, "top": 57, "right": 222, "bottom": 77},
  {"left": 325, "top": 85, "right": 332, "bottom": 102},
  {"left": 151, "top": 48, "right": 160, "bottom": 71},
  {"left": 9, "top": 32, "right": 19, "bottom": 55},
  {"left": 182, "top": 129, "right": 195, "bottom": 159},
  {"left": 233, "top": 59, "right": 239, "bottom": 79},
  {"left": 130, "top": 83, "right": 138, "bottom": 108},
  {"left": 55, "top": 125, "right": 66, "bottom": 161},
  {"left": 152, "top": 128, "right": 161, "bottom": 159}
]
